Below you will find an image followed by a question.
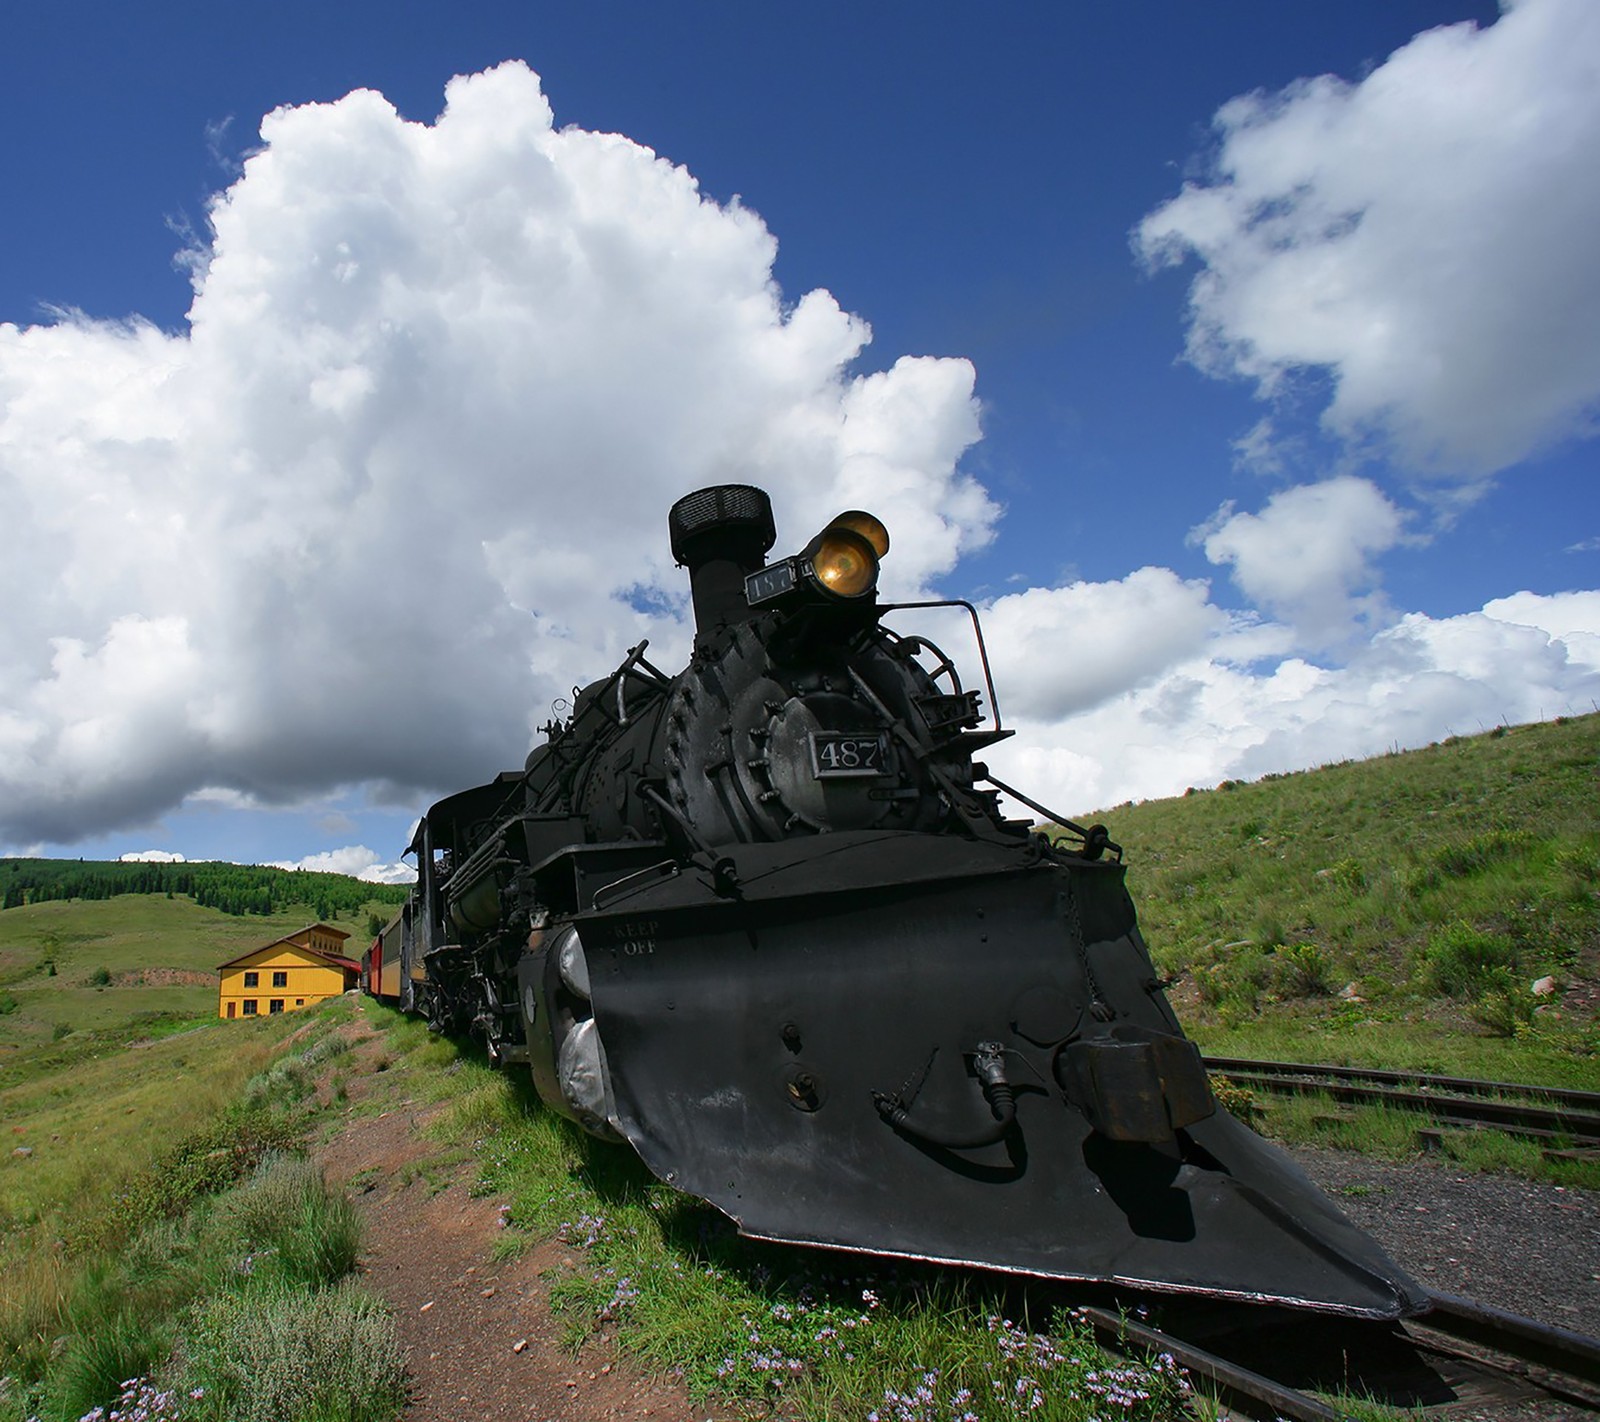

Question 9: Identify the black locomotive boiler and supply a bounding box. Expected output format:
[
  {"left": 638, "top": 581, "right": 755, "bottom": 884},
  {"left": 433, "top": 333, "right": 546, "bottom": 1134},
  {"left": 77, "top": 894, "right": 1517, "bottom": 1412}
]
[{"left": 367, "top": 484, "right": 1425, "bottom": 1319}]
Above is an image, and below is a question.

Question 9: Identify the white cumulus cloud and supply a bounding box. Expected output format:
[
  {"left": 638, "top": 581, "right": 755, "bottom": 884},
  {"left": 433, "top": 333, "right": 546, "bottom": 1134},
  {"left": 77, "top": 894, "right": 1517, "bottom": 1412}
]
[
  {"left": 0, "top": 62, "right": 991, "bottom": 848},
  {"left": 987, "top": 589, "right": 1600, "bottom": 818},
  {"left": 1193, "top": 476, "right": 1408, "bottom": 646},
  {"left": 5, "top": 53, "right": 1599, "bottom": 861},
  {"left": 1136, "top": 0, "right": 1600, "bottom": 482},
  {"left": 978, "top": 568, "right": 1229, "bottom": 721},
  {"left": 269, "top": 846, "right": 416, "bottom": 884}
]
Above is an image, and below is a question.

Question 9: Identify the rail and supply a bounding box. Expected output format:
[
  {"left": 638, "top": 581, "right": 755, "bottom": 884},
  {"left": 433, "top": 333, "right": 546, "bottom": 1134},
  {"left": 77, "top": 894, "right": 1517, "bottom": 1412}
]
[
  {"left": 1203, "top": 1055, "right": 1600, "bottom": 1146},
  {"left": 1416, "top": 1291, "right": 1600, "bottom": 1405},
  {"left": 1083, "top": 1290, "right": 1600, "bottom": 1419}
]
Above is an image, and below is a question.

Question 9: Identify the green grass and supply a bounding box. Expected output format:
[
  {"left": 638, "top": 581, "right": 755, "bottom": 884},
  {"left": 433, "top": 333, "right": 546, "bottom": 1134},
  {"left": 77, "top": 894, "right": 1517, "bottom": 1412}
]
[
  {"left": 1061, "top": 715, "right": 1600, "bottom": 1082},
  {"left": 8, "top": 1148, "right": 396, "bottom": 1422},
  {"left": 1250, "top": 1088, "right": 1598, "bottom": 1181},
  {"left": 0, "top": 1003, "right": 402, "bottom": 1422},
  {"left": 0, "top": 1017, "right": 303, "bottom": 1258}
]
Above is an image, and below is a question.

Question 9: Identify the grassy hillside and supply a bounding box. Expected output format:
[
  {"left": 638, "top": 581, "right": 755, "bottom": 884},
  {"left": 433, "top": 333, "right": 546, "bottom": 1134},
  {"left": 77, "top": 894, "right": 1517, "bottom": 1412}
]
[
  {"left": 1, "top": 1001, "right": 405, "bottom": 1422},
  {"left": 0, "top": 887, "right": 402, "bottom": 1052},
  {"left": 1069, "top": 713, "right": 1599, "bottom": 1079},
  {"left": 0, "top": 863, "right": 414, "bottom": 1419}
]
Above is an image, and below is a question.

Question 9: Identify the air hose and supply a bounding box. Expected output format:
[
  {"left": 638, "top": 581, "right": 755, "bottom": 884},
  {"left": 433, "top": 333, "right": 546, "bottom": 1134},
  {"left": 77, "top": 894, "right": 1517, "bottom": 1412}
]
[{"left": 873, "top": 1042, "right": 1017, "bottom": 1149}]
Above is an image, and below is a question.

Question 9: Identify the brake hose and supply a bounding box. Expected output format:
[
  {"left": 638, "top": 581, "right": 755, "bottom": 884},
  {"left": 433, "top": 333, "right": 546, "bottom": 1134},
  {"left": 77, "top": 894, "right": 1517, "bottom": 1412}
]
[{"left": 873, "top": 1042, "right": 1017, "bottom": 1149}]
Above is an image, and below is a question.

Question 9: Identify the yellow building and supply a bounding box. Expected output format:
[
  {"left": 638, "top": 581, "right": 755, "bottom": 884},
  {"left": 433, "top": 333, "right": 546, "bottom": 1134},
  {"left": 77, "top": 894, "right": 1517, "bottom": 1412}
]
[{"left": 217, "top": 923, "right": 359, "bottom": 1020}]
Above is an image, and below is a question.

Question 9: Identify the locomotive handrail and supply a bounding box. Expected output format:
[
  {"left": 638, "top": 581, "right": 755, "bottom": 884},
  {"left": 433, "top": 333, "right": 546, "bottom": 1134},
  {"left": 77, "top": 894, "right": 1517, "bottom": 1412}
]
[
  {"left": 977, "top": 773, "right": 1123, "bottom": 862},
  {"left": 611, "top": 639, "right": 672, "bottom": 727},
  {"left": 880, "top": 599, "right": 1003, "bottom": 732},
  {"left": 637, "top": 781, "right": 714, "bottom": 856},
  {"left": 591, "top": 857, "right": 680, "bottom": 910}
]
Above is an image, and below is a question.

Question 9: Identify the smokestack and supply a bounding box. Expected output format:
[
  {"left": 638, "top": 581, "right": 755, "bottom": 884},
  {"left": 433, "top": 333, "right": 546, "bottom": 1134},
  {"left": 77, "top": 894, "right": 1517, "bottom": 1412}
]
[{"left": 668, "top": 485, "right": 777, "bottom": 647}]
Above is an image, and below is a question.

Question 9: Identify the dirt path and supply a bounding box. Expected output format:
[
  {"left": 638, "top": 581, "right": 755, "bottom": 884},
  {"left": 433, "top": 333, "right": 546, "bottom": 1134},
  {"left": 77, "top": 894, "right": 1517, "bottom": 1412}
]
[{"left": 315, "top": 1005, "right": 717, "bottom": 1422}]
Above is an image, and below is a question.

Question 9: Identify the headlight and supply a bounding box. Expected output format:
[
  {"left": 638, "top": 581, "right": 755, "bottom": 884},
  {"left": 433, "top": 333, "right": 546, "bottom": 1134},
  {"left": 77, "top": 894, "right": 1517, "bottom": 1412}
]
[
  {"left": 743, "top": 508, "right": 890, "bottom": 608},
  {"left": 809, "top": 527, "right": 878, "bottom": 598}
]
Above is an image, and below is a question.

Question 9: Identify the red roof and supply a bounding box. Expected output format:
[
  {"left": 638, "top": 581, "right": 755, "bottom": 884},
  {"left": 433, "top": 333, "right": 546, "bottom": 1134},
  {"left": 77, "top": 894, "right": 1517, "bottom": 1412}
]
[{"left": 217, "top": 937, "right": 364, "bottom": 974}]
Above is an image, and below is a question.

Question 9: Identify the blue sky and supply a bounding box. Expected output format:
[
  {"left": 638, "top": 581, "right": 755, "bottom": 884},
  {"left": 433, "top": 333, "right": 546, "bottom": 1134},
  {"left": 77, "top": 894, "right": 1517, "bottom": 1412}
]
[{"left": 3, "top": 0, "right": 1596, "bottom": 879}]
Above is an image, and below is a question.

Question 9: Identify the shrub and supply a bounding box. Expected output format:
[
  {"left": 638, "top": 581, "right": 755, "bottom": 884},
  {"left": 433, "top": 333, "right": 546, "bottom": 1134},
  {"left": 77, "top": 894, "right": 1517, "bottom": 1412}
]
[
  {"left": 186, "top": 1282, "right": 405, "bottom": 1422},
  {"left": 1421, "top": 921, "right": 1519, "bottom": 997},
  {"left": 89, "top": 968, "right": 112, "bottom": 987},
  {"left": 1433, "top": 828, "right": 1531, "bottom": 879},
  {"left": 1194, "top": 944, "right": 1273, "bottom": 1013},
  {"left": 241, "top": 1059, "right": 313, "bottom": 1108},
  {"left": 1401, "top": 861, "right": 1440, "bottom": 895},
  {"left": 220, "top": 1154, "right": 362, "bottom": 1289},
  {"left": 1469, "top": 972, "right": 1538, "bottom": 1038},
  {"left": 296, "top": 1034, "right": 351, "bottom": 1068},
  {"left": 1251, "top": 912, "right": 1285, "bottom": 950},
  {"left": 1210, "top": 1074, "right": 1258, "bottom": 1123},
  {"left": 0, "top": 992, "right": 16, "bottom": 1016},
  {"left": 1276, "top": 943, "right": 1333, "bottom": 998},
  {"left": 1555, "top": 844, "right": 1600, "bottom": 886},
  {"left": 1322, "top": 857, "right": 1366, "bottom": 893}
]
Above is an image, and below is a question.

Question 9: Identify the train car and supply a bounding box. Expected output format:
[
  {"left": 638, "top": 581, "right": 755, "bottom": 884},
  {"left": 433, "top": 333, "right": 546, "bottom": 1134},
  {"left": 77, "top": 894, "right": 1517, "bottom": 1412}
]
[
  {"left": 378, "top": 484, "right": 1427, "bottom": 1319},
  {"left": 364, "top": 904, "right": 411, "bottom": 1005}
]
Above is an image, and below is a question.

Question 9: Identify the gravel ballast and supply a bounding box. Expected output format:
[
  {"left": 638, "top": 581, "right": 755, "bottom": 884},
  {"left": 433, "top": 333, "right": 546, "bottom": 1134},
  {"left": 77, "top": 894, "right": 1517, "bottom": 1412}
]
[{"left": 1290, "top": 1144, "right": 1600, "bottom": 1338}]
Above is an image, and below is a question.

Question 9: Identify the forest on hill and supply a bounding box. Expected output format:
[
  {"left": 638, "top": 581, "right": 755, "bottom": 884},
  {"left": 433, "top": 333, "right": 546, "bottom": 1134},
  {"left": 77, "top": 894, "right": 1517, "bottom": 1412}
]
[{"left": 0, "top": 857, "right": 410, "bottom": 921}]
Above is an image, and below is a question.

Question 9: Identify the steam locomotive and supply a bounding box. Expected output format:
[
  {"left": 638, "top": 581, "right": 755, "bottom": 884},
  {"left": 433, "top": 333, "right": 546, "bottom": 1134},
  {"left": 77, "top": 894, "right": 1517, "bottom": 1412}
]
[{"left": 366, "top": 485, "right": 1425, "bottom": 1318}]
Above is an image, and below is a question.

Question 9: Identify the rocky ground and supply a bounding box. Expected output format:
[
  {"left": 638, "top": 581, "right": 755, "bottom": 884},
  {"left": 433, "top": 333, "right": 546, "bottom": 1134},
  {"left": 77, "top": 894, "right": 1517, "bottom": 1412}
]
[
  {"left": 314, "top": 1004, "right": 1600, "bottom": 1421},
  {"left": 1294, "top": 1145, "right": 1600, "bottom": 1340}
]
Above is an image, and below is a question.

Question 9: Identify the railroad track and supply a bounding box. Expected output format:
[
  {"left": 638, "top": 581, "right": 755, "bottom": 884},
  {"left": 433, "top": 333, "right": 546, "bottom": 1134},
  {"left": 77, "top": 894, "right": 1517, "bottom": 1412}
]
[
  {"left": 1204, "top": 1055, "right": 1600, "bottom": 1148},
  {"left": 1081, "top": 1289, "right": 1600, "bottom": 1420}
]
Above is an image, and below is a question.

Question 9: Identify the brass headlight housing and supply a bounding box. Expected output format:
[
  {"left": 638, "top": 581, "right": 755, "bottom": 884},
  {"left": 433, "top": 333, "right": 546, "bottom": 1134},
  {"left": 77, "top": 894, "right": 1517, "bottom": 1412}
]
[{"left": 827, "top": 510, "right": 890, "bottom": 559}]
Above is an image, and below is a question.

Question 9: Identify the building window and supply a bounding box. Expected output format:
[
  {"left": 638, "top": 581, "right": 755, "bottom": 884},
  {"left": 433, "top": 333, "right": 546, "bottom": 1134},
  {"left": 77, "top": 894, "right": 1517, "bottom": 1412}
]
[
  {"left": 269, "top": 999, "right": 284, "bottom": 1014},
  {"left": 243, "top": 1000, "right": 258, "bottom": 1015},
  {"left": 272, "top": 970, "right": 288, "bottom": 988},
  {"left": 295, "top": 998, "right": 304, "bottom": 1006},
  {"left": 243, "top": 971, "right": 258, "bottom": 987}
]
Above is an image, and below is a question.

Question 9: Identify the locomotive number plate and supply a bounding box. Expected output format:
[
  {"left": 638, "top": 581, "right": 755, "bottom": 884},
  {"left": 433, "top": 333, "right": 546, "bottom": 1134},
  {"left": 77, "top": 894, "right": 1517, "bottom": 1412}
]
[{"left": 809, "top": 731, "right": 890, "bottom": 778}]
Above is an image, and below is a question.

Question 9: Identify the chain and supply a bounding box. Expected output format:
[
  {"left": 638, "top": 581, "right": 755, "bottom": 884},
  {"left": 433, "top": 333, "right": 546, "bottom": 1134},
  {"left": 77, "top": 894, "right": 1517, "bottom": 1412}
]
[{"left": 1062, "top": 879, "right": 1114, "bottom": 1021}]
